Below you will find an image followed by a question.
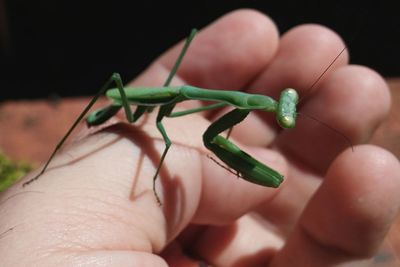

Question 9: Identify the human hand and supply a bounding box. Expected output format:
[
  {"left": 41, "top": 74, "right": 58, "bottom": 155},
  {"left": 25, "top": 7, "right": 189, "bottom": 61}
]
[{"left": 1, "top": 9, "right": 399, "bottom": 267}]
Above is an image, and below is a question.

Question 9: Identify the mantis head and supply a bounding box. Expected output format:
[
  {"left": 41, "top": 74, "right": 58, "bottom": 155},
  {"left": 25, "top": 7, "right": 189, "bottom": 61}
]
[{"left": 276, "top": 88, "right": 299, "bottom": 129}]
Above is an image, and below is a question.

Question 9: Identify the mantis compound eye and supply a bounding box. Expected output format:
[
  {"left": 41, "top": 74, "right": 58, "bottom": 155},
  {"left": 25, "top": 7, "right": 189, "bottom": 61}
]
[{"left": 279, "top": 115, "right": 296, "bottom": 129}]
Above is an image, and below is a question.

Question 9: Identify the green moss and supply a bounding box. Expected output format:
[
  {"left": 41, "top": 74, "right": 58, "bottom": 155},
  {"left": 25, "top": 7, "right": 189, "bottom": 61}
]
[{"left": 0, "top": 152, "right": 31, "bottom": 192}]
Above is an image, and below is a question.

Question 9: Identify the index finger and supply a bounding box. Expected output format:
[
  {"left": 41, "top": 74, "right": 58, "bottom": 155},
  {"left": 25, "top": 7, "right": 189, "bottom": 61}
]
[{"left": 131, "top": 9, "right": 279, "bottom": 92}]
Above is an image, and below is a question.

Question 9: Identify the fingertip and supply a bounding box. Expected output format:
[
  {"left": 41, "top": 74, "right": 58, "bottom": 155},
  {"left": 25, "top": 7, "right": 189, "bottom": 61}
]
[
  {"left": 157, "top": 9, "right": 280, "bottom": 89},
  {"left": 302, "top": 144, "right": 400, "bottom": 257},
  {"left": 251, "top": 23, "right": 348, "bottom": 96},
  {"left": 282, "top": 23, "right": 348, "bottom": 67},
  {"left": 271, "top": 145, "right": 400, "bottom": 266},
  {"left": 282, "top": 23, "right": 347, "bottom": 51},
  {"left": 317, "top": 65, "right": 391, "bottom": 142},
  {"left": 327, "top": 144, "right": 400, "bottom": 220},
  {"left": 210, "top": 8, "right": 279, "bottom": 38}
]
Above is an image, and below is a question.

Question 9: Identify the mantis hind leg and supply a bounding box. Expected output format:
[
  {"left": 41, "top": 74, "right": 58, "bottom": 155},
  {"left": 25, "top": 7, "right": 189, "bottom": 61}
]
[
  {"left": 23, "top": 72, "right": 130, "bottom": 186},
  {"left": 151, "top": 104, "right": 176, "bottom": 205}
]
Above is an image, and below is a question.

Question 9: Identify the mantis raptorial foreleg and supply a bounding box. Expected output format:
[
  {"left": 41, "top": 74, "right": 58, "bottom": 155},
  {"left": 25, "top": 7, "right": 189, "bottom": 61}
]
[{"left": 203, "top": 108, "right": 284, "bottom": 187}]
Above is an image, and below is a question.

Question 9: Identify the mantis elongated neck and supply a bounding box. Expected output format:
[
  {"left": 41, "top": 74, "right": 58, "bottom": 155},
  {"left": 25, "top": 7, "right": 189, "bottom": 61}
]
[{"left": 180, "top": 85, "right": 278, "bottom": 111}]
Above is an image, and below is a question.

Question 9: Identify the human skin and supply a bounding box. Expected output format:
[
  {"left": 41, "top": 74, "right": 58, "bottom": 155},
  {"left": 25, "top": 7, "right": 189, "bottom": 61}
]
[{"left": 1, "top": 9, "right": 400, "bottom": 267}]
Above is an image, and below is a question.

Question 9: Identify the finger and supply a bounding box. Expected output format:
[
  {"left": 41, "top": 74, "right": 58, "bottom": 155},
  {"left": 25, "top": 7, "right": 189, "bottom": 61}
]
[
  {"left": 130, "top": 9, "right": 279, "bottom": 111},
  {"left": 249, "top": 24, "right": 348, "bottom": 97},
  {"left": 184, "top": 214, "right": 284, "bottom": 267},
  {"left": 270, "top": 145, "right": 400, "bottom": 266},
  {"left": 277, "top": 65, "right": 391, "bottom": 173},
  {"left": 223, "top": 24, "right": 349, "bottom": 147},
  {"left": 159, "top": 9, "right": 279, "bottom": 90}
]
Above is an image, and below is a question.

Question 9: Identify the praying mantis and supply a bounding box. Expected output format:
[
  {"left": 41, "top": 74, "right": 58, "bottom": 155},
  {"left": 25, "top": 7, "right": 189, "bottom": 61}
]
[{"left": 23, "top": 28, "right": 306, "bottom": 204}]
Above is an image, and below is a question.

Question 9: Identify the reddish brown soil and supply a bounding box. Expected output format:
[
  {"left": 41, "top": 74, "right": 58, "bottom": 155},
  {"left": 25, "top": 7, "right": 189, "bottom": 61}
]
[
  {"left": 1, "top": 79, "right": 400, "bottom": 266},
  {"left": 0, "top": 97, "right": 108, "bottom": 164}
]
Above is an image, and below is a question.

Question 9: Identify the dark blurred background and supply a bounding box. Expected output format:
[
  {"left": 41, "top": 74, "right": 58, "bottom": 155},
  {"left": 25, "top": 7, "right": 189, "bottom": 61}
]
[{"left": 0, "top": 0, "right": 399, "bottom": 100}]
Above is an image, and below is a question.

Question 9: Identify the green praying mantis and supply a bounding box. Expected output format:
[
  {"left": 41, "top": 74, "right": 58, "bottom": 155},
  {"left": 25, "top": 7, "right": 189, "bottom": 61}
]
[{"left": 22, "top": 28, "right": 304, "bottom": 204}]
